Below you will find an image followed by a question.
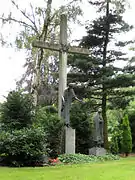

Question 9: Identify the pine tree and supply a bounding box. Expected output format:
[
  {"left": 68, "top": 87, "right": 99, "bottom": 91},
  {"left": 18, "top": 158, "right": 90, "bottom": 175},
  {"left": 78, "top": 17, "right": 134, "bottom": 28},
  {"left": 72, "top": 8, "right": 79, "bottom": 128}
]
[
  {"left": 68, "top": 0, "right": 134, "bottom": 149},
  {"left": 121, "top": 114, "right": 132, "bottom": 156}
]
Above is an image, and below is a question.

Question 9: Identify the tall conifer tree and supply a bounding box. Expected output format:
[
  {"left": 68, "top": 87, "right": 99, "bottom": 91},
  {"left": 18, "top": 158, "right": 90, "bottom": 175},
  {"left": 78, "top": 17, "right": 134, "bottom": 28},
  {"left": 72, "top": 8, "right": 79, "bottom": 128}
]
[{"left": 68, "top": 0, "right": 134, "bottom": 148}]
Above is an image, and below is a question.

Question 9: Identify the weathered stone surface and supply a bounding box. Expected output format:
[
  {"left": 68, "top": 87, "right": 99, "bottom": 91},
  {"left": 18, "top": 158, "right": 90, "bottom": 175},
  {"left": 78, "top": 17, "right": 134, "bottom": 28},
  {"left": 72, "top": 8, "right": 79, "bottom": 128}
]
[
  {"left": 65, "top": 127, "right": 75, "bottom": 154},
  {"left": 89, "top": 147, "right": 106, "bottom": 156},
  {"left": 93, "top": 108, "right": 104, "bottom": 147}
]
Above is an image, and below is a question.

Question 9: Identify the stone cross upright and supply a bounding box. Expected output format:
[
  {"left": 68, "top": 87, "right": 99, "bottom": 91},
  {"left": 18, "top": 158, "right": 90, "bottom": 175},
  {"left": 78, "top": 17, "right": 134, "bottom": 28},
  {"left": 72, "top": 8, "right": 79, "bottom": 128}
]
[{"left": 32, "top": 14, "right": 90, "bottom": 154}]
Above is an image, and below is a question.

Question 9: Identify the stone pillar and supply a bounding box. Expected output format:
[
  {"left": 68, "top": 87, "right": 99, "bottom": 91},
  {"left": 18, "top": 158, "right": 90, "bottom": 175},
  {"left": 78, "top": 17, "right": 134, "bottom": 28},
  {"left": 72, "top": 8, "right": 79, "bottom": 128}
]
[{"left": 65, "top": 127, "right": 75, "bottom": 154}]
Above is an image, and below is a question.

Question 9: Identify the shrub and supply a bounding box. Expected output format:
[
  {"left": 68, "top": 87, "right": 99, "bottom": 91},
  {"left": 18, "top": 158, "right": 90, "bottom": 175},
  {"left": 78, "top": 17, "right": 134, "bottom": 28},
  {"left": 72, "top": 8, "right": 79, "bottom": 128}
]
[
  {"left": 110, "top": 135, "right": 119, "bottom": 154},
  {"left": 0, "top": 127, "right": 46, "bottom": 166},
  {"left": 58, "top": 153, "right": 120, "bottom": 164},
  {"left": 70, "top": 102, "right": 93, "bottom": 154},
  {"left": 121, "top": 114, "right": 132, "bottom": 156},
  {"left": 126, "top": 101, "right": 135, "bottom": 152},
  {"left": 0, "top": 91, "right": 34, "bottom": 130},
  {"left": 35, "top": 106, "right": 64, "bottom": 158},
  {"left": 109, "top": 125, "right": 122, "bottom": 154}
]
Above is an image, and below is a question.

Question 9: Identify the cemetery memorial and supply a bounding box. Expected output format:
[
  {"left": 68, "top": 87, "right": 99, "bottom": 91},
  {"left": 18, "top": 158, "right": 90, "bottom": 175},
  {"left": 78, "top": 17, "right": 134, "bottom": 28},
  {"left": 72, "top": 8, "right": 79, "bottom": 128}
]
[{"left": 33, "top": 14, "right": 89, "bottom": 154}]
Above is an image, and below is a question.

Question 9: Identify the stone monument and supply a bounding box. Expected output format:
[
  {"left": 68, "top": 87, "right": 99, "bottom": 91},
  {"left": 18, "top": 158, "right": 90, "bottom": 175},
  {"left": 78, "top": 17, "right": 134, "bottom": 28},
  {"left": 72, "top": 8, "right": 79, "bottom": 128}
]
[{"left": 89, "top": 108, "right": 106, "bottom": 156}]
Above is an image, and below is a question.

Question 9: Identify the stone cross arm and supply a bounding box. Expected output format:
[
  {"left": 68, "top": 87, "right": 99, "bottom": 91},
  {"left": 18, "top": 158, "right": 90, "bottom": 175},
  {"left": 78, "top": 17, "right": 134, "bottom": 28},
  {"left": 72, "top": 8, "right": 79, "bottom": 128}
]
[{"left": 32, "top": 40, "right": 90, "bottom": 55}]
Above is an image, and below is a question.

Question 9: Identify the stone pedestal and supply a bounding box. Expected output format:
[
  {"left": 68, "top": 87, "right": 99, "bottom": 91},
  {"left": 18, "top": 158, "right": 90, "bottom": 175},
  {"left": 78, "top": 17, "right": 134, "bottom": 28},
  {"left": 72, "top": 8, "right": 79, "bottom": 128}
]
[
  {"left": 65, "top": 127, "right": 75, "bottom": 154},
  {"left": 89, "top": 147, "right": 106, "bottom": 156}
]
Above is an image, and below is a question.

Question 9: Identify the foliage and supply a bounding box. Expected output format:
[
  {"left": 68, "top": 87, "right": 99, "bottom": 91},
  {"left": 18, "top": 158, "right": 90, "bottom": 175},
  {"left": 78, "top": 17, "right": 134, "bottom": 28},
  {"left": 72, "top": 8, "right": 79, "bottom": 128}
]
[
  {"left": 0, "top": 91, "right": 34, "bottom": 130},
  {"left": 0, "top": 127, "right": 46, "bottom": 167},
  {"left": 35, "top": 106, "right": 64, "bottom": 158},
  {"left": 108, "top": 111, "right": 132, "bottom": 154},
  {"left": 126, "top": 100, "right": 135, "bottom": 151},
  {"left": 70, "top": 101, "right": 93, "bottom": 154},
  {"left": 107, "top": 109, "right": 123, "bottom": 135},
  {"left": 68, "top": 0, "right": 134, "bottom": 149},
  {"left": 110, "top": 135, "right": 119, "bottom": 154},
  {"left": 107, "top": 109, "right": 123, "bottom": 153},
  {"left": 58, "top": 153, "right": 120, "bottom": 164},
  {"left": 121, "top": 114, "right": 132, "bottom": 155},
  {"left": 108, "top": 96, "right": 132, "bottom": 110}
]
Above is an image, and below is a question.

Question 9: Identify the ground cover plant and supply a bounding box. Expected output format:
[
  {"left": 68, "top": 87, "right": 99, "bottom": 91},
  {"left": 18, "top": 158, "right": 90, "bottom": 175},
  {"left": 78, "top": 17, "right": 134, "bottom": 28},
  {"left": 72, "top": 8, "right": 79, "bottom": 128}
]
[
  {"left": 0, "top": 157, "right": 135, "bottom": 180},
  {"left": 58, "top": 153, "right": 120, "bottom": 164}
]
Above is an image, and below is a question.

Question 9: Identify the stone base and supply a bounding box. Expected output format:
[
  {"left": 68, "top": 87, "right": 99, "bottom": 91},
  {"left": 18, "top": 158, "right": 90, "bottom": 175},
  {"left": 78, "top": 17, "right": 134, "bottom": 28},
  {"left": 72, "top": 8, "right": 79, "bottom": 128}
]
[
  {"left": 65, "top": 127, "right": 75, "bottom": 154},
  {"left": 89, "top": 147, "right": 106, "bottom": 156}
]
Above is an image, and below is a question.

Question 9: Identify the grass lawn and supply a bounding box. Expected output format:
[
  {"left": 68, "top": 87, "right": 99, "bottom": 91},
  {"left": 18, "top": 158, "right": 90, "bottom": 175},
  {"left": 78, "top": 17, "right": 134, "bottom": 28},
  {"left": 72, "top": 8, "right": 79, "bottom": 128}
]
[{"left": 0, "top": 157, "right": 135, "bottom": 180}]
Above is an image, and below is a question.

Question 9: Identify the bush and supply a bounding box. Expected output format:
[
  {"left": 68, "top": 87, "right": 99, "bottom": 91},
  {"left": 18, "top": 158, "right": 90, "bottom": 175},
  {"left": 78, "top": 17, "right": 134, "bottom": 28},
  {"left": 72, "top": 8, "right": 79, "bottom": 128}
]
[
  {"left": 58, "top": 153, "right": 120, "bottom": 164},
  {"left": 126, "top": 101, "right": 135, "bottom": 152},
  {"left": 121, "top": 114, "right": 132, "bottom": 156},
  {"left": 110, "top": 135, "right": 119, "bottom": 154},
  {"left": 0, "top": 127, "right": 46, "bottom": 166},
  {"left": 70, "top": 102, "right": 93, "bottom": 154},
  {"left": 109, "top": 125, "right": 122, "bottom": 154},
  {"left": 0, "top": 91, "right": 34, "bottom": 130},
  {"left": 35, "top": 106, "right": 64, "bottom": 158},
  {"left": 128, "top": 112, "right": 135, "bottom": 151}
]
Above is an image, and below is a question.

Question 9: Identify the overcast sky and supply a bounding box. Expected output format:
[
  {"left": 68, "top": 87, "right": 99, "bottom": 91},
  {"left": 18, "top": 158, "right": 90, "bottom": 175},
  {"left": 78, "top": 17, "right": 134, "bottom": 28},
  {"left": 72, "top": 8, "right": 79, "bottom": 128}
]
[{"left": 0, "top": 0, "right": 135, "bottom": 102}]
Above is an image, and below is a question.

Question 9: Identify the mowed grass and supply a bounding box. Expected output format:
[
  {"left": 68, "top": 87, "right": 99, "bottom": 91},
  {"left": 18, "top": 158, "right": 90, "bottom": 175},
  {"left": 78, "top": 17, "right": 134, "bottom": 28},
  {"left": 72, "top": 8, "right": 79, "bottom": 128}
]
[{"left": 0, "top": 157, "right": 135, "bottom": 180}]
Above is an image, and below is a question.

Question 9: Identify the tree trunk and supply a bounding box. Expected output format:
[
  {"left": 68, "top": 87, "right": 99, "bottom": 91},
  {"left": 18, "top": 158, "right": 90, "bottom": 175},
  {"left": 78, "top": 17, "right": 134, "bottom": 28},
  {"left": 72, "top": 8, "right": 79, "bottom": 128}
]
[
  {"left": 102, "top": 0, "right": 110, "bottom": 149},
  {"left": 125, "top": 152, "right": 129, "bottom": 157},
  {"left": 102, "top": 89, "right": 108, "bottom": 149},
  {"left": 32, "top": 0, "right": 52, "bottom": 106},
  {"left": 32, "top": 48, "right": 44, "bottom": 106}
]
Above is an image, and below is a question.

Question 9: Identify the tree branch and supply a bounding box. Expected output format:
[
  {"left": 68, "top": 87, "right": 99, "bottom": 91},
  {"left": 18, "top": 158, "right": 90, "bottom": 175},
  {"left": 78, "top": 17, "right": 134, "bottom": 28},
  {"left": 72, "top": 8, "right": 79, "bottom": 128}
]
[
  {"left": 90, "top": 96, "right": 102, "bottom": 100},
  {"left": 29, "top": 3, "right": 38, "bottom": 32},
  {"left": 0, "top": 16, "right": 38, "bottom": 34},
  {"left": 39, "top": 0, "right": 52, "bottom": 40},
  {"left": 11, "top": 0, "right": 39, "bottom": 34}
]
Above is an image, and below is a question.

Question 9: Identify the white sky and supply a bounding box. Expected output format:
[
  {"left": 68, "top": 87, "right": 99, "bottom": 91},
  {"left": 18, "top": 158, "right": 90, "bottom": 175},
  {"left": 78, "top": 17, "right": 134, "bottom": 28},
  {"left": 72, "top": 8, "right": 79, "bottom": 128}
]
[{"left": 0, "top": 0, "right": 135, "bottom": 102}]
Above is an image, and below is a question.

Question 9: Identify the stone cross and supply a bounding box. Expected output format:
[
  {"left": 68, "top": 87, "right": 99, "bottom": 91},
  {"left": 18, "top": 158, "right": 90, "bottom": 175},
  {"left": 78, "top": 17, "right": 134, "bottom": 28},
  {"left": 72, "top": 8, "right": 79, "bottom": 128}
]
[{"left": 32, "top": 14, "right": 89, "bottom": 154}]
